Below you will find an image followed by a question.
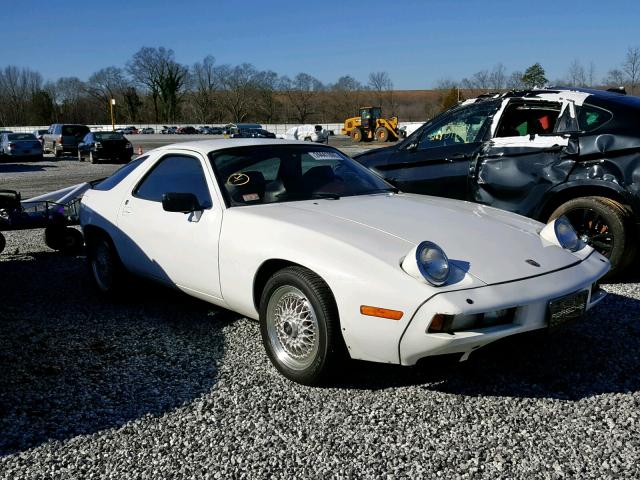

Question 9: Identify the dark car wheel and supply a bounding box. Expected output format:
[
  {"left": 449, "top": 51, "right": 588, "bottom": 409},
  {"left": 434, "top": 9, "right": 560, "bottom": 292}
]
[
  {"left": 43, "top": 226, "right": 84, "bottom": 254},
  {"left": 259, "top": 266, "right": 346, "bottom": 386},
  {"left": 87, "top": 234, "right": 126, "bottom": 296},
  {"left": 549, "top": 196, "right": 636, "bottom": 277}
]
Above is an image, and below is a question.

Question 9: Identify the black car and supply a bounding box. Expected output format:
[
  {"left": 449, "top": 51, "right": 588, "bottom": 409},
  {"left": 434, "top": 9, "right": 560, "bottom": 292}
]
[
  {"left": 355, "top": 87, "right": 640, "bottom": 275},
  {"left": 78, "top": 131, "right": 133, "bottom": 164},
  {"left": 231, "top": 128, "right": 276, "bottom": 139},
  {"left": 177, "top": 126, "right": 198, "bottom": 134}
]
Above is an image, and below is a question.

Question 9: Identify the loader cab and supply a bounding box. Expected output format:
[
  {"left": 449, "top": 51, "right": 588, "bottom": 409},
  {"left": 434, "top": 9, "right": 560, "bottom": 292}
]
[{"left": 360, "top": 107, "right": 382, "bottom": 130}]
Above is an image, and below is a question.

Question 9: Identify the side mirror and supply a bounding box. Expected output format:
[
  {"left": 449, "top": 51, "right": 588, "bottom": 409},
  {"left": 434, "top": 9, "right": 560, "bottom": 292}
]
[{"left": 162, "top": 192, "right": 202, "bottom": 213}]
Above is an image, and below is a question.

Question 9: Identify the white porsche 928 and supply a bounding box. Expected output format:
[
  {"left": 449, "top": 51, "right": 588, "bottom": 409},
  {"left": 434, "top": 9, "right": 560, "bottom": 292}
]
[{"left": 80, "top": 139, "right": 609, "bottom": 385}]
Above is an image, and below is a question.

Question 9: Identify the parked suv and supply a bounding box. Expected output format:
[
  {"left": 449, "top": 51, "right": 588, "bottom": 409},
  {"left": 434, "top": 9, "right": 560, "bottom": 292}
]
[
  {"left": 355, "top": 87, "right": 640, "bottom": 276},
  {"left": 43, "top": 124, "right": 90, "bottom": 158}
]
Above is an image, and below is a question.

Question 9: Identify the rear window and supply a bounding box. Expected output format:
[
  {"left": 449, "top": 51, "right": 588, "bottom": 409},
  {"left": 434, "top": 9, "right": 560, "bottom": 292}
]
[
  {"left": 578, "top": 104, "right": 612, "bottom": 132},
  {"left": 93, "top": 157, "right": 146, "bottom": 191},
  {"left": 95, "top": 132, "right": 125, "bottom": 140},
  {"left": 62, "top": 125, "right": 90, "bottom": 136},
  {"left": 8, "top": 133, "right": 37, "bottom": 141}
]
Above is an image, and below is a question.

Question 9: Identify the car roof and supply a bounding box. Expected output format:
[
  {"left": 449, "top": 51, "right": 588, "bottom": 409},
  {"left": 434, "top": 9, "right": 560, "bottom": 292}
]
[{"left": 152, "top": 138, "right": 316, "bottom": 155}]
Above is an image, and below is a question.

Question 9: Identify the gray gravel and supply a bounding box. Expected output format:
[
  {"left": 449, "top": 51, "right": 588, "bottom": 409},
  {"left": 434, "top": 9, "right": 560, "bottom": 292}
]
[{"left": 1, "top": 227, "right": 639, "bottom": 479}]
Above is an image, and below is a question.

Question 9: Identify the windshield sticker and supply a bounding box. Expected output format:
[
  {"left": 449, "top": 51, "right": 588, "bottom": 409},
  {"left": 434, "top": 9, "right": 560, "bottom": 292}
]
[
  {"left": 242, "top": 193, "right": 260, "bottom": 202},
  {"left": 228, "top": 173, "right": 250, "bottom": 185},
  {"left": 308, "top": 151, "right": 343, "bottom": 160}
]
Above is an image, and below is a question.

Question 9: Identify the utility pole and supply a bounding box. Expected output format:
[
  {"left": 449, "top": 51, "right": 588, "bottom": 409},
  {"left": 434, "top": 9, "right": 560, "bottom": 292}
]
[{"left": 110, "top": 98, "right": 116, "bottom": 131}]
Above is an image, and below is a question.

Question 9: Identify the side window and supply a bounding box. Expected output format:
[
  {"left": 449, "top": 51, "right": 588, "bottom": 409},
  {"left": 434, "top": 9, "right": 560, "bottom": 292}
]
[
  {"left": 418, "top": 103, "right": 495, "bottom": 149},
  {"left": 495, "top": 102, "right": 562, "bottom": 137},
  {"left": 94, "top": 157, "right": 147, "bottom": 191},
  {"left": 134, "top": 155, "right": 212, "bottom": 207},
  {"left": 578, "top": 104, "right": 612, "bottom": 132}
]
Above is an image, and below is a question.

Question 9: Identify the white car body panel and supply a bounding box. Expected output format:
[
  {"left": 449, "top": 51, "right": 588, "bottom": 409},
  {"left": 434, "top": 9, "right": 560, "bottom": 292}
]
[{"left": 80, "top": 139, "right": 609, "bottom": 366}]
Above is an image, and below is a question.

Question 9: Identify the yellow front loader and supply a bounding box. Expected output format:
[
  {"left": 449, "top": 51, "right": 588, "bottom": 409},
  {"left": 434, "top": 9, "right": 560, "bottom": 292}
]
[{"left": 341, "top": 107, "right": 399, "bottom": 142}]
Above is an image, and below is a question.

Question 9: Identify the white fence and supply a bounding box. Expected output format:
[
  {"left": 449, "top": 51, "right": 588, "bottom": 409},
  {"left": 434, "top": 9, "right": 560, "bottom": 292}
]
[{"left": 2, "top": 122, "right": 425, "bottom": 136}]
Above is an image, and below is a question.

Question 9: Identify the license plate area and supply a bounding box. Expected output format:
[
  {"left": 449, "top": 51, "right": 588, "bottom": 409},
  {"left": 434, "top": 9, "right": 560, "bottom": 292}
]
[{"left": 548, "top": 290, "right": 588, "bottom": 328}]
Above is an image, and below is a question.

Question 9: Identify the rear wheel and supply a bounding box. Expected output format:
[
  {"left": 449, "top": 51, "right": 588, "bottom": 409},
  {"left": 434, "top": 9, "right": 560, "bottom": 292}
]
[
  {"left": 549, "top": 196, "right": 636, "bottom": 276},
  {"left": 87, "top": 234, "right": 126, "bottom": 296},
  {"left": 350, "top": 128, "right": 363, "bottom": 143},
  {"left": 375, "top": 126, "right": 389, "bottom": 142},
  {"left": 259, "top": 266, "right": 345, "bottom": 385}
]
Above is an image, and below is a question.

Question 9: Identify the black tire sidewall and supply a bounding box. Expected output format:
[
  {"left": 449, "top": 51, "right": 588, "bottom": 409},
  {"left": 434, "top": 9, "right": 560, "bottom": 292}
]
[
  {"left": 549, "top": 196, "right": 632, "bottom": 275},
  {"left": 259, "top": 268, "right": 335, "bottom": 385}
]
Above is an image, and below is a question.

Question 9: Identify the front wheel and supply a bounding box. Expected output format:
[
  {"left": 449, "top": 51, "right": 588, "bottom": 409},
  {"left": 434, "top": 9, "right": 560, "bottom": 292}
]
[
  {"left": 549, "top": 196, "right": 636, "bottom": 277},
  {"left": 259, "top": 266, "right": 345, "bottom": 385},
  {"left": 350, "top": 128, "right": 363, "bottom": 143}
]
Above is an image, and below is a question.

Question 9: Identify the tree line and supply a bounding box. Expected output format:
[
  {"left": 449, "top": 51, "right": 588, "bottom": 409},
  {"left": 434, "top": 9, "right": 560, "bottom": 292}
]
[{"left": 0, "top": 46, "right": 638, "bottom": 127}]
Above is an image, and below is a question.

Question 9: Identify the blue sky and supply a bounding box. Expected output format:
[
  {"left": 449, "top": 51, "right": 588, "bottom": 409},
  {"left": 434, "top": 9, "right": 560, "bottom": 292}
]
[{"left": 2, "top": 0, "right": 639, "bottom": 89}]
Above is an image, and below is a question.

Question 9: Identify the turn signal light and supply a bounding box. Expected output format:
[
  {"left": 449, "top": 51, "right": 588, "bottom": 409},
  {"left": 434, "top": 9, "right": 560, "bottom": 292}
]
[
  {"left": 427, "top": 314, "right": 455, "bottom": 333},
  {"left": 360, "top": 305, "right": 404, "bottom": 320}
]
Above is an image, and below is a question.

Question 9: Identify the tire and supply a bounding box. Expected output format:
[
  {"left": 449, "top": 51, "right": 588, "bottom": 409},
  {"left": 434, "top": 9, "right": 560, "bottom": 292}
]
[
  {"left": 43, "top": 226, "right": 83, "bottom": 254},
  {"left": 375, "top": 126, "right": 389, "bottom": 142},
  {"left": 86, "top": 233, "right": 126, "bottom": 296},
  {"left": 350, "top": 128, "right": 363, "bottom": 143},
  {"left": 259, "top": 266, "right": 346, "bottom": 385},
  {"left": 548, "top": 196, "right": 636, "bottom": 277},
  {"left": 0, "top": 232, "right": 5, "bottom": 254}
]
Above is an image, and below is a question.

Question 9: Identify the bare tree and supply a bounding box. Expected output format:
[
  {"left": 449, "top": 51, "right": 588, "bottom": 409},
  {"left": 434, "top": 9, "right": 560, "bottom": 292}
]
[
  {"left": 253, "top": 70, "right": 281, "bottom": 123},
  {"left": 282, "top": 73, "right": 323, "bottom": 124},
  {"left": 368, "top": 71, "right": 394, "bottom": 111},
  {"left": 507, "top": 71, "right": 525, "bottom": 89},
  {"left": 622, "top": 46, "right": 640, "bottom": 94},
  {"left": 127, "top": 47, "right": 187, "bottom": 122},
  {"left": 330, "top": 75, "right": 364, "bottom": 120},
  {"left": 605, "top": 68, "right": 626, "bottom": 87},
  {"left": 489, "top": 63, "right": 507, "bottom": 90},
  {"left": 0, "top": 66, "right": 43, "bottom": 125},
  {"left": 567, "top": 59, "right": 586, "bottom": 87},
  {"left": 218, "top": 63, "right": 260, "bottom": 123},
  {"left": 190, "top": 55, "right": 221, "bottom": 122},
  {"left": 86, "top": 66, "right": 128, "bottom": 122},
  {"left": 587, "top": 62, "right": 597, "bottom": 87}
]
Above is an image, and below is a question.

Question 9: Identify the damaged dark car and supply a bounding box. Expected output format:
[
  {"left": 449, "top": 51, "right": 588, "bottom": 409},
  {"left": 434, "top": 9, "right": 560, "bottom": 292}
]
[{"left": 355, "top": 87, "right": 640, "bottom": 275}]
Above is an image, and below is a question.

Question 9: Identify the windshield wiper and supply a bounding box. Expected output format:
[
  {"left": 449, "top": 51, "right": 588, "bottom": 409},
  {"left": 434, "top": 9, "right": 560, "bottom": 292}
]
[
  {"left": 358, "top": 187, "right": 399, "bottom": 195},
  {"left": 310, "top": 192, "right": 341, "bottom": 200}
]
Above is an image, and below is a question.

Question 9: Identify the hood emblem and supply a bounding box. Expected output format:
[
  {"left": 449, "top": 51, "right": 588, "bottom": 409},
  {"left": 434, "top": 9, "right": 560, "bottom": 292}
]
[{"left": 526, "top": 259, "right": 541, "bottom": 267}]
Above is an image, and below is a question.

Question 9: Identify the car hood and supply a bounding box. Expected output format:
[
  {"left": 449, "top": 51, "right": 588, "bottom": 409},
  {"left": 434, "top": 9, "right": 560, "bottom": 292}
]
[{"left": 282, "top": 193, "right": 580, "bottom": 285}]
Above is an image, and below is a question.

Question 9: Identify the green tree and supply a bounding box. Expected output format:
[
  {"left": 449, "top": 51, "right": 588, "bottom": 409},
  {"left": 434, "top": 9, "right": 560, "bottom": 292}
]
[{"left": 521, "top": 63, "right": 548, "bottom": 89}]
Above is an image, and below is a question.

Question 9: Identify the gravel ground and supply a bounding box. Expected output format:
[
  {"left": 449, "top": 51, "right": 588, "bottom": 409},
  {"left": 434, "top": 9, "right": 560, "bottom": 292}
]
[{"left": 0, "top": 227, "right": 639, "bottom": 479}]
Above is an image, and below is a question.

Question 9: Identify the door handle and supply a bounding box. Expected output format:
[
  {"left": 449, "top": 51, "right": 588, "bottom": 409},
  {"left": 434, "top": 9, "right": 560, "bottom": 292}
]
[{"left": 122, "top": 198, "right": 133, "bottom": 215}]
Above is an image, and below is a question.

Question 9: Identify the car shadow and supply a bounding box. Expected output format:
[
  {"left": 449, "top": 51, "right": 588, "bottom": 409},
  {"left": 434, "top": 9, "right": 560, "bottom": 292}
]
[
  {"left": 0, "top": 163, "right": 52, "bottom": 173},
  {"left": 0, "top": 251, "right": 239, "bottom": 456},
  {"left": 336, "top": 292, "right": 640, "bottom": 400}
]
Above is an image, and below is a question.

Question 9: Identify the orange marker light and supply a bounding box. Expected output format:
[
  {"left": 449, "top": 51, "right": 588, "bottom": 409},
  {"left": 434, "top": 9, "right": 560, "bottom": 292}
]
[{"left": 360, "top": 305, "right": 404, "bottom": 321}]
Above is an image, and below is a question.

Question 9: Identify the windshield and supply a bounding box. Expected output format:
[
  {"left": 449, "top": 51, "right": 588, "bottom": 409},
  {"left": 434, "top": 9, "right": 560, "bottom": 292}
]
[
  {"left": 8, "top": 133, "right": 37, "bottom": 141},
  {"left": 209, "top": 145, "right": 394, "bottom": 207},
  {"left": 95, "top": 132, "right": 125, "bottom": 140}
]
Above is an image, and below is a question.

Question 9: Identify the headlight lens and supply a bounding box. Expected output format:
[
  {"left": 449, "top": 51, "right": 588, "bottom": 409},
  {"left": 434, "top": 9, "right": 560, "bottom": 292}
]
[
  {"left": 554, "top": 216, "right": 583, "bottom": 252},
  {"left": 401, "top": 241, "right": 450, "bottom": 286}
]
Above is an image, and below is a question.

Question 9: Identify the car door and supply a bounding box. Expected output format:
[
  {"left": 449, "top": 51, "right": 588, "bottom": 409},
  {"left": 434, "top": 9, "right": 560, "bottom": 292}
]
[
  {"left": 469, "top": 98, "right": 579, "bottom": 219},
  {"left": 116, "top": 152, "right": 224, "bottom": 300},
  {"left": 377, "top": 100, "right": 500, "bottom": 200}
]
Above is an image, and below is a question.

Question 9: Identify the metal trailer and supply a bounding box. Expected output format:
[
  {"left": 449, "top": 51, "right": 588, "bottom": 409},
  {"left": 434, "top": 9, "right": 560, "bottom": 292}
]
[{"left": 0, "top": 182, "right": 92, "bottom": 254}]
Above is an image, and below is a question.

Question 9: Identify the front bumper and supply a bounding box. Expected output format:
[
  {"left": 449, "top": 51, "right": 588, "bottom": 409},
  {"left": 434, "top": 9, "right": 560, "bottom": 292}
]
[{"left": 399, "top": 251, "right": 609, "bottom": 365}]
